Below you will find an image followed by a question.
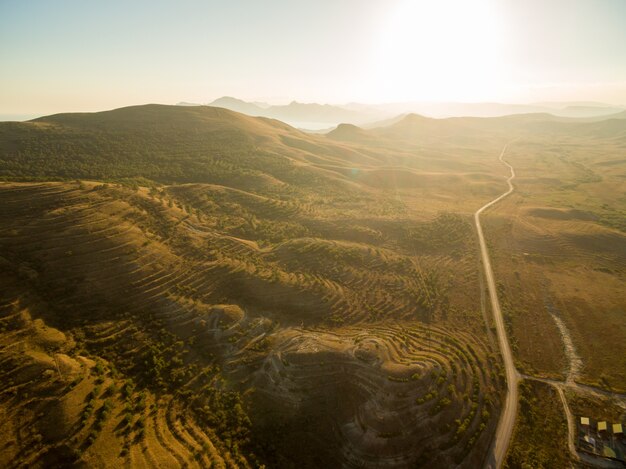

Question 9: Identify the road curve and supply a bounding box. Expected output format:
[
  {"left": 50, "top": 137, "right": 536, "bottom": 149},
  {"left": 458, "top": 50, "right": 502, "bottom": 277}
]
[{"left": 476, "top": 143, "right": 520, "bottom": 469}]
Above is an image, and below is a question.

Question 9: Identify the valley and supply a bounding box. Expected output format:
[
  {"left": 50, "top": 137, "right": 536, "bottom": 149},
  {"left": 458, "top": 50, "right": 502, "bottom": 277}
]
[{"left": 0, "top": 105, "right": 624, "bottom": 467}]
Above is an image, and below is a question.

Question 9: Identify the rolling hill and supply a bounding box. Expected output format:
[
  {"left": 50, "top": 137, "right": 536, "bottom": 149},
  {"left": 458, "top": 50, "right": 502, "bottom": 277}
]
[{"left": 0, "top": 104, "right": 624, "bottom": 467}]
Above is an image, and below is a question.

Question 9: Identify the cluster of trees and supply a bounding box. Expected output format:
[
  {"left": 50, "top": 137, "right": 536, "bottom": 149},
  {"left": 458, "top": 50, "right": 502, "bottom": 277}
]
[
  {"left": 505, "top": 381, "right": 570, "bottom": 468},
  {"left": 0, "top": 114, "right": 351, "bottom": 201},
  {"left": 404, "top": 212, "right": 473, "bottom": 253},
  {"left": 0, "top": 118, "right": 260, "bottom": 182}
]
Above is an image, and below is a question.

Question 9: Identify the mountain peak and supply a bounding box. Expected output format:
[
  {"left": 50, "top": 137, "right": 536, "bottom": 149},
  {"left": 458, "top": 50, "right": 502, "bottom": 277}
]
[
  {"left": 327, "top": 123, "right": 370, "bottom": 142},
  {"left": 211, "top": 96, "right": 249, "bottom": 105}
]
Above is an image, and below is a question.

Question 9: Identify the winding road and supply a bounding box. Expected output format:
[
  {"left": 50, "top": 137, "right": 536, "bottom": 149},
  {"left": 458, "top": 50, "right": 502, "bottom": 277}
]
[
  {"left": 475, "top": 143, "right": 520, "bottom": 469},
  {"left": 475, "top": 144, "right": 625, "bottom": 468}
]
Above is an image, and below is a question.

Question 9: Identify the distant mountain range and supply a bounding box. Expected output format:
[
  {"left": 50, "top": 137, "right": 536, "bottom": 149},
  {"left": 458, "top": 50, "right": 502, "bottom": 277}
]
[
  {"left": 177, "top": 97, "right": 625, "bottom": 130},
  {"left": 207, "top": 97, "right": 382, "bottom": 129}
]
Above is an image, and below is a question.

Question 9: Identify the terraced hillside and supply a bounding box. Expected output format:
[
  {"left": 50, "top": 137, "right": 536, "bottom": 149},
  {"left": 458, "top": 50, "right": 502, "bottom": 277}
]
[
  {"left": 0, "top": 105, "right": 624, "bottom": 467},
  {"left": 0, "top": 185, "right": 254, "bottom": 468},
  {"left": 243, "top": 324, "right": 500, "bottom": 467},
  {"left": 0, "top": 177, "right": 502, "bottom": 467}
]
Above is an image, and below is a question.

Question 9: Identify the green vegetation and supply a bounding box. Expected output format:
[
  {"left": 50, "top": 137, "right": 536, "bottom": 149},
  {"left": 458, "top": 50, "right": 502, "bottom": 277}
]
[
  {"left": 0, "top": 105, "right": 624, "bottom": 467},
  {"left": 505, "top": 381, "right": 570, "bottom": 468}
]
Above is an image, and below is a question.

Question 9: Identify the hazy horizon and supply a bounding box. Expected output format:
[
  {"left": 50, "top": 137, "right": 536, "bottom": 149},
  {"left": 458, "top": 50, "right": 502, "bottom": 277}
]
[
  {"left": 2, "top": 0, "right": 626, "bottom": 118},
  {"left": 3, "top": 96, "right": 624, "bottom": 126},
  {"left": 1, "top": 3, "right": 626, "bottom": 466}
]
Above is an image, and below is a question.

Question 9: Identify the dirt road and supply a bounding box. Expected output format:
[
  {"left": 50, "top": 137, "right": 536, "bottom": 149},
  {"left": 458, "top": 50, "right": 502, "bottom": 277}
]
[
  {"left": 475, "top": 143, "right": 520, "bottom": 469},
  {"left": 475, "top": 144, "right": 625, "bottom": 468}
]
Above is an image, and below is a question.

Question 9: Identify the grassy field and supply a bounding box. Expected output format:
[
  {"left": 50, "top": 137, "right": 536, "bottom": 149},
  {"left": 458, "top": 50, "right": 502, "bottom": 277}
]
[
  {"left": 0, "top": 105, "right": 624, "bottom": 466},
  {"left": 565, "top": 388, "right": 625, "bottom": 424},
  {"left": 483, "top": 133, "right": 626, "bottom": 391}
]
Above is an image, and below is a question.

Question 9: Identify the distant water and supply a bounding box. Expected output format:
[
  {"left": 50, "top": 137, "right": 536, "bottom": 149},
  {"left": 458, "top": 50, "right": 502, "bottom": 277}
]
[{"left": 0, "top": 114, "right": 41, "bottom": 122}]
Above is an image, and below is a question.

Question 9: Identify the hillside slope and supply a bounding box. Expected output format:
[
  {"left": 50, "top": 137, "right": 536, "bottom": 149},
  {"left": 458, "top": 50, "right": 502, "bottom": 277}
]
[
  {"left": 1, "top": 104, "right": 624, "bottom": 467},
  {"left": 0, "top": 180, "right": 503, "bottom": 468}
]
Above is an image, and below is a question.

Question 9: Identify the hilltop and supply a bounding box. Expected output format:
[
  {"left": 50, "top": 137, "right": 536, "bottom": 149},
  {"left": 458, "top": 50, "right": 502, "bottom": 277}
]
[
  {"left": 1, "top": 104, "right": 368, "bottom": 190},
  {"left": 0, "top": 104, "right": 515, "bottom": 208},
  {"left": 0, "top": 104, "right": 624, "bottom": 467},
  {"left": 0, "top": 104, "right": 511, "bottom": 467}
]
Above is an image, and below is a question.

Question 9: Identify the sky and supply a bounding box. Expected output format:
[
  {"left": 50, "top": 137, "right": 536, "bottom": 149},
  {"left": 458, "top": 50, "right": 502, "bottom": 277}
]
[{"left": 1, "top": 0, "right": 626, "bottom": 118}]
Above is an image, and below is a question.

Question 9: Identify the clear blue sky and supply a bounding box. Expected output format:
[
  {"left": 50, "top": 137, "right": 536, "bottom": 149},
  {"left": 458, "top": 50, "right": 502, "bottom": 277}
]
[{"left": 1, "top": 0, "right": 626, "bottom": 117}]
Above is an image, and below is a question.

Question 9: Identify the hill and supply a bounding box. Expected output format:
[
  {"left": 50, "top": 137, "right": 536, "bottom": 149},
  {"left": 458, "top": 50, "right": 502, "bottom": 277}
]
[
  {"left": 326, "top": 123, "right": 375, "bottom": 143},
  {"left": 337, "top": 111, "right": 626, "bottom": 146},
  {"left": 0, "top": 104, "right": 625, "bottom": 467},
  {"left": 0, "top": 104, "right": 516, "bottom": 209},
  {"left": 209, "top": 96, "right": 268, "bottom": 115},
  {"left": 0, "top": 104, "right": 512, "bottom": 467},
  {"left": 0, "top": 104, "right": 370, "bottom": 189}
]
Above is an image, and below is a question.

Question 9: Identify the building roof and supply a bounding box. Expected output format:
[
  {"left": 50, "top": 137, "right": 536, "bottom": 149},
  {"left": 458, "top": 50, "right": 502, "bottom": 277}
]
[
  {"left": 581, "top": 417, "right": 590, "bottom": 425},
  {"left": 613, "top": 423, "right": 623, "bottom": 434},
  {"left": 598, "top": 421, "right": 608, "bottom": 431}
]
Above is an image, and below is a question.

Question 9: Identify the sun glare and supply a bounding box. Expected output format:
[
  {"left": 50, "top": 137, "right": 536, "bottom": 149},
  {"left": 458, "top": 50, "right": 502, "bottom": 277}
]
[{"left": 372, "top": 0, "right": 506, "bottom": 102}]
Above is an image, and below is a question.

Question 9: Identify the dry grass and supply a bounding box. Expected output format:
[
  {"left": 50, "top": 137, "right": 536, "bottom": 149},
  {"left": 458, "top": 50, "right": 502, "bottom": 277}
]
[
  {"left": 484, "top": 137, "right": 626, "bottom": 391},
  {"left": 0, "top": 106, "right": 624, "bottom": 466},
  {"left": 0, "top": 178, "right": 501, "bottom": 467}
]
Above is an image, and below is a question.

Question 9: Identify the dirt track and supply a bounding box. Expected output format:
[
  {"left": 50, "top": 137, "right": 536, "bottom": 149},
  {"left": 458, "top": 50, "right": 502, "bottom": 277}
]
[{"left": 475, "top": 143, "right": 520, "bottom": 469}]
